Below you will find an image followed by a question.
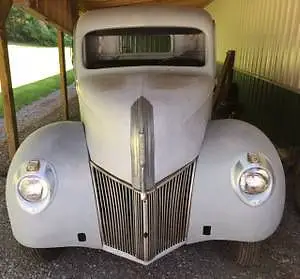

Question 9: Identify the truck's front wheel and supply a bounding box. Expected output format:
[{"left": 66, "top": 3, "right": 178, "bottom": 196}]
[
  {"left": 22, "top": 246, "right": 64, "bottom": 262},
  {"left": 233, "top": 242, "right": 261, "bottom": 266}
]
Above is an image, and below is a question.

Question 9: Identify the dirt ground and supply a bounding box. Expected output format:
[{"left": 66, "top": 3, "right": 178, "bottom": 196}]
[
  {"left": 0, "top": 87, "right": 79, "bottom": 176},
  {"left": 0, "top": 93, "right": 299, "bottom": 278}
]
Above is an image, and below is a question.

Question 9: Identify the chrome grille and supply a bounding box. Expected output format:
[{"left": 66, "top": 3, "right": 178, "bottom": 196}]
[{"left": 91, "top": 160, "right": 196, "bottom": 262}]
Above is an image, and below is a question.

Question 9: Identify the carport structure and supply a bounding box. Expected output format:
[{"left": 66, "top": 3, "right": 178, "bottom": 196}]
[{"left": 0, "top": 0, "right": 299, "bottom": 160}]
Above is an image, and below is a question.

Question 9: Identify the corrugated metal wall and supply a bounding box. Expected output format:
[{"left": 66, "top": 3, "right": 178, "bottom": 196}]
[
  {"left": 207, "top": 0, "right": 300, "bottom": 91},
  {"left": 207, "top": 0, "right": 300, "bottom": 146}
]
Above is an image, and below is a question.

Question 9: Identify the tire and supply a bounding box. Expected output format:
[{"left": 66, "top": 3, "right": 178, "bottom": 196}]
[
  {"left": 22, "top": 246, "right": 64, "bottom": 262},
  {"left": 234, "top": 242, "right": 261, "bottom": 266},
  {"left": 295, "top": 182, "right": 300, "bottom": 213}
]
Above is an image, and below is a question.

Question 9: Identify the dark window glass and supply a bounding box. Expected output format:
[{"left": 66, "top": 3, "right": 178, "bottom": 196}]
[{"left": 83, "top": 27, "right": 206, "bottom": 69}]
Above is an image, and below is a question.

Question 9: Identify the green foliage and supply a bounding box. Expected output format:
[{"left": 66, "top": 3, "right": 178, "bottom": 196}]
[
  {"left": 0, "top": 71, "right": 75, "bottom": 117},
  {"left": 5, "top": 6, "right": 72, "bottom": 47}
]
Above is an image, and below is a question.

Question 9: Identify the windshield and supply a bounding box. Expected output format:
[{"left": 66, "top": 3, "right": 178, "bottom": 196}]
[{"left": 83, "top": 27, "right": 206, "bottom": 69}]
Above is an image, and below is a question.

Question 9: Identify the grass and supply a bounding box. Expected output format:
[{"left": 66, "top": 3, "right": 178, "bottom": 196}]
[
  {"left": 8, "top": 42, "right": 53, "bottom": 48},
  {"left": 0, "top": 70, "right": 75, "bottom": 117}
]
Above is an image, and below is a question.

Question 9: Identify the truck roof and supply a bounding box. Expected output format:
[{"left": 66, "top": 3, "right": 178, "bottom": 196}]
[{"left": 76, "top": 6, "right": 213, "bottom": 37}]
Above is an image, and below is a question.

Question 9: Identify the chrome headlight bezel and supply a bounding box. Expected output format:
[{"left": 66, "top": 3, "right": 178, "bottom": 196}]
[
  {"left": 14, "top": 160, "right": 56, "bottom": 214},
  {"left": 231, "top": 152, "right": 274, "bottom": 207}
]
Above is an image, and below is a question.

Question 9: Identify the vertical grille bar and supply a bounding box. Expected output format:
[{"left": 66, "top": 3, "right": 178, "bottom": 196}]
[
  {"left": 134, "top": 192, "right": 144, "bottom": 259},
  {"left": 91, "top": 159, "right": 196, "bottom": 262}
]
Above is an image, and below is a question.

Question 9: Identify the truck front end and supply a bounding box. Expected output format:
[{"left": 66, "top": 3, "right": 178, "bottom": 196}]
[{"left": 6, "top": 6, "right": 285, "bottom": 266}]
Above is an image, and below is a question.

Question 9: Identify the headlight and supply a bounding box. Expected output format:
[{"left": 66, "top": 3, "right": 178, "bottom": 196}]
[
  {"left": 15, "top": 160, "right": 56, "bottom": 214},
  {"left": 239, "top": 168, "right": 271, "bottom": 195},
  {"left": 232, "top": 153, "right": 273, "bottom": 207},
  {"left": 18, "top": 176, "right": 49, "bottom": 202}
]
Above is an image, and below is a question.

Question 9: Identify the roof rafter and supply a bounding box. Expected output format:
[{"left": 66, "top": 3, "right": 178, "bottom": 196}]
[
  {"left": 81, "top": 0, "right": 213, "bottom": 10},
  {"left": 0, "top": 0, "right": 13, "bottom": 28},
  {"left": 13, "top": 0, "right": 77, "bottom": 34},
  {"left": 13, "top": 0, "right": 213, "bottom": 34}
]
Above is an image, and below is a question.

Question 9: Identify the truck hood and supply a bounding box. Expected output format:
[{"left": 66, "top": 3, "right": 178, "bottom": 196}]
[{"left": 78, "top": 71, "right": 214, "bottom": 183}]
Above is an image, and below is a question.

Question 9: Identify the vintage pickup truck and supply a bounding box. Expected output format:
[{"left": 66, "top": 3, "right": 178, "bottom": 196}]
[{"left": 6, "top": 6, "right": 285, "bottom": 266}]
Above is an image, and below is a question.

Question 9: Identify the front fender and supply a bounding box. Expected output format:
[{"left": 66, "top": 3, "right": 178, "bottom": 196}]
[
  {"left": 187, "top": 119, "right": 285, "bottom": 243},
  {"left": 6, "top": 121, "right": 102, "bottom": 249}
]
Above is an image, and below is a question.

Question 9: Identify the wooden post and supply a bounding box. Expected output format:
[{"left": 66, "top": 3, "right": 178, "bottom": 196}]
[
  {"left": 57, "top": 30, "right": 69, "bottom": 120},
  {"left": 0, "top": 0, "right": 19, "bottom": 159},
  {"left": 69, "top": 0, "right": 79, "bottom": 27},
  {"left": 227, "top": 50, "right": 236, "bottom": 93}
]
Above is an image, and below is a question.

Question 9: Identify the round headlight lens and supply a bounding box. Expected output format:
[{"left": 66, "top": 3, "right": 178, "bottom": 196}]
[
  {"left": 239, "top": 168, "right": 271, "bottom": 195},
  {"left": 232, "top": 152, "right": 274, "bottom": 207},
  {"left": 14, "top": 160, "right": 56, "bottom": 214},
  {"left": 18, "top": 176, "right": 49, "bottom": 202}
]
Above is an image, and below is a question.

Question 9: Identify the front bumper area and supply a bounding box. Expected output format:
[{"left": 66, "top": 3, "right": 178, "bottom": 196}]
[{"left": 6, "top": 120, "right": 285, "bottom": 265}]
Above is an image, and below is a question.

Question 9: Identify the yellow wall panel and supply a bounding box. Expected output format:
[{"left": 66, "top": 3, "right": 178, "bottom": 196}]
[{"left": 207, "top": 0, "right": 300, "bottom": 90}]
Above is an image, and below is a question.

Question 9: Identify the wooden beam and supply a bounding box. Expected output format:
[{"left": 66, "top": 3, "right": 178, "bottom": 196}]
[
  {"left": 213, "top": 50, "right": 236, "bottom": 108},
  {"left": 0, "top": 0, "right": 12, "bottom": 26},
  {"left": 57, "top": 30, "right": 69, "bottom": 120},
  {"left": 13, "top": 0, "right": 75, "bottom": 34},
  {"left": 0, "top": 1, "right": 19, "bottom": 159},
  {"left": 70, "top": 0, "right": 79, "bottom": 27},
  {"left": 82, "top": 0, "right": 214, "bottom": 10},
  {"left": 212, "top": 50, "right": 236, "bottom": 119}
]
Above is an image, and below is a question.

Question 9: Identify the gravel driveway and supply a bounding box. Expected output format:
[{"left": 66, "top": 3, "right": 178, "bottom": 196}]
[
  {"left": 0, "top": 86, "right": 78, "bottom": 176},
  {"left": 0, "top": 93, "right": 299, "bottom": 278}
]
